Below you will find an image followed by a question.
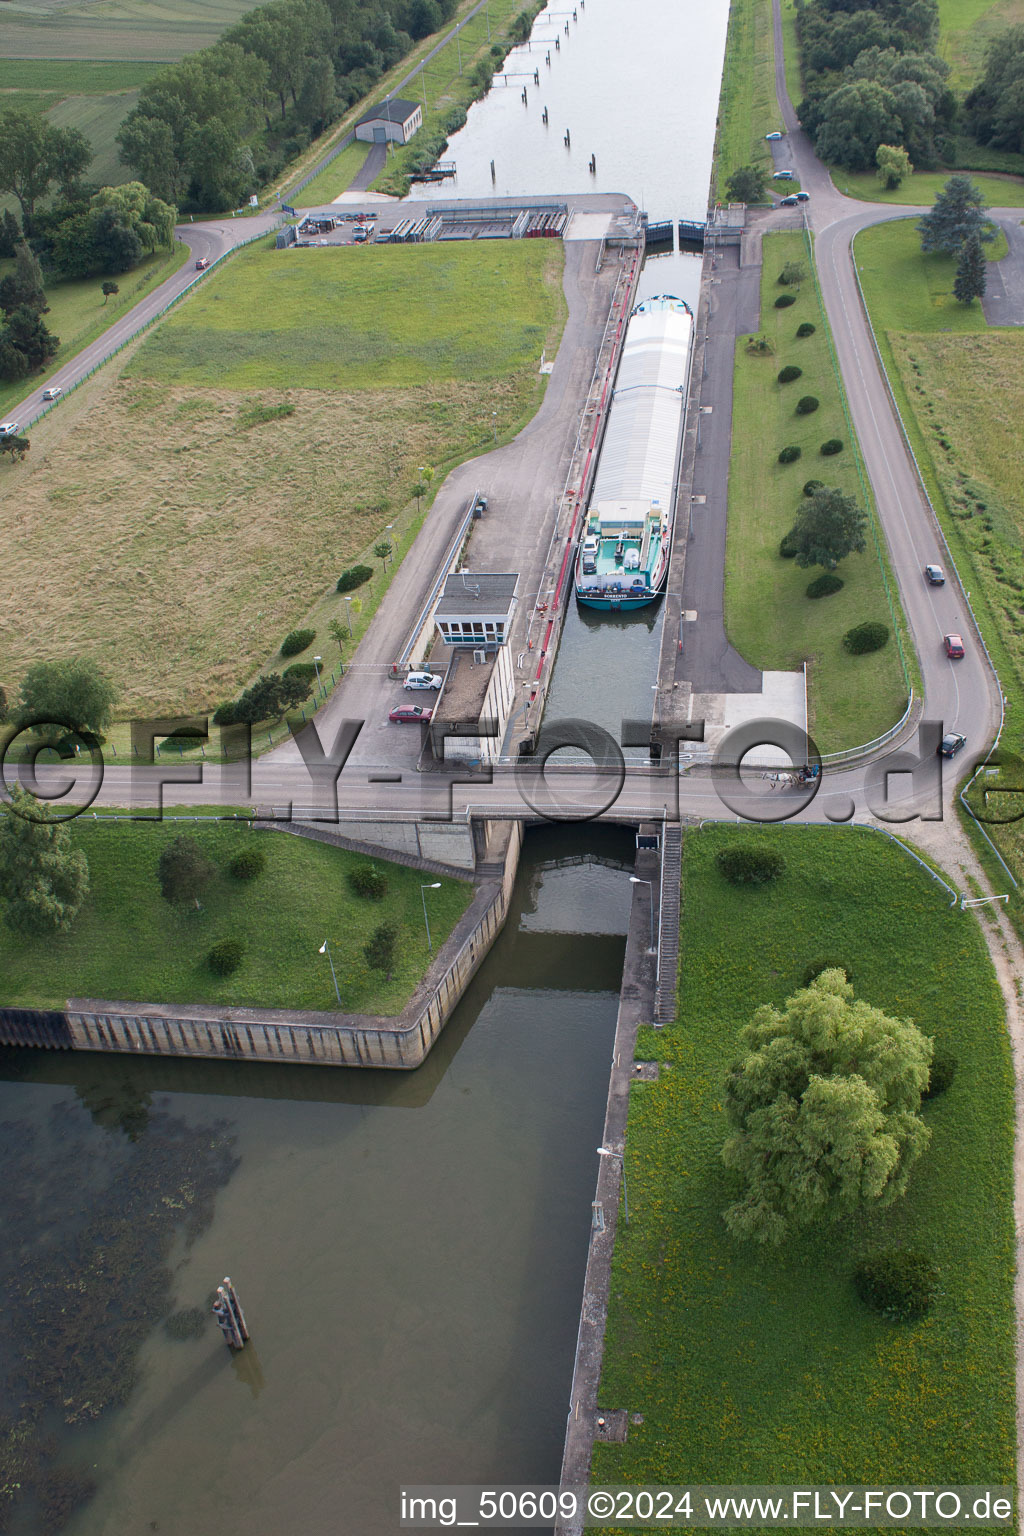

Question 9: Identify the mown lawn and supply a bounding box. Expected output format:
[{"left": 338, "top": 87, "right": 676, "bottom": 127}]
[
  {"left": 130, "top": 237, "right": 564, "bottom": 390},
  {"left": 725, "top": 231, "right": 908, "bottom": 752},
  {"left": 855, "top": 216, "right": 1024, "bottom": 918},
  {"left": 835, "top": 168, "right": 1024, "bottom": 206},
  {"left": 592, "top": 825, "right": 1015, "bottom": 1518},
  {"left": 713, "top": 0, "right": 777, "bottom": 198},
  {"left": 293, "top": 141, "right": 370, "bottom": 208},
  {"left": 0, "top": 815, "right": 472, "bottom": 1014},
  {"left": 939, "top": 0, "right": 1024, "bottom": 87},
  {"left": 0, "top": 241, "right": 190, "bottom": 422}
]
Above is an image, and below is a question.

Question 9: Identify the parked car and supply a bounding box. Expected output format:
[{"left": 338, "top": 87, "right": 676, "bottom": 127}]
[
  {"left": 0, "top": 421, "right": 19, "bottom": 437},
  {"left": 352, "top": 227, "right": 368, "bottom": 243},
  {"left": 924, "top": 564, "right": 945, "bottom": 585},
  {"left": 795, "top": 191, "right": 811, "bottom": 201},
  {"left": 195, "top": 257, "right": 210, "bottom": 270},
  {"left": 404, "top": 671, "right": 443, "bottom": 691},
  {"left": 389, "top": 703, "right": 433, "bottom": 723},
  {"left": 765, "top": 131, "right": 784, "bottom": 141},
  {"left": 41, "top": 386, "right": 62, "bottom": 401},
  {"left": 780, "top": 195, "right": 799, "bottom": 206},
  {"left": 944, "top": 633, "right": 965, "bottom": 659},
  {"left": 772, "top": 169, "right": 795, "bottom": 180},
  {"left": 938, "top": 731, "right": 967, "bottom": 758}
]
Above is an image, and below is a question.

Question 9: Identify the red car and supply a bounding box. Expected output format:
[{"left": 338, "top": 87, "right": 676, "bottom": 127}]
[
  {"left": 944, "top": 633, "right": 965, "bottom": 659},
  {"left": 388, "top": 704, "right": 433, "bottom": 724}
]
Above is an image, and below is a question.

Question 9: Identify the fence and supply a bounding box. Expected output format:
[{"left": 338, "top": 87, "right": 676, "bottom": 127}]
[{"left": 22, "top": 220, "right": 284, "bottom": 435}]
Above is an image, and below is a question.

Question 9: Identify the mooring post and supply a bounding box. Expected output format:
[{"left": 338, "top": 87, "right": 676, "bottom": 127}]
[{"left": 212, "top": 1276, "right": 250, "bottom": 1349}]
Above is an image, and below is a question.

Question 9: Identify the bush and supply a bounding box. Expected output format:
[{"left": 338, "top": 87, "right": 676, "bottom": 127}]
[
  {"left": 715, "top": 846, "right": 786, "bottom": 886},
  {"left": 777, "top": 445, "right": 801, "bottom": 464},
  {"left": 212, "top": 700, "right": 237, "bottom": 726},
  {"left": 796, "top": 322, "right": 816, "bottom": 337},
  {"left": 843, "top": 621, "right": 889, "bottom": 655},
  {"left": 280, "top": 628, "right": 315, "bottom": 657},
  {"left": 779, "top": 527, "right": 800, "bottom": 558},
  {"left": 853, "top": 1250, "right": 939, "bottom": 1322},
  {"left": 283, "top": 662, "right": 317, "bottom": 683},
  {"left": 777, "top": 364, "right": 803, "bottom": 383},
  {"left": 336, "top": 565, "right": 372, "bottom": 593},
  {"left": 820, "top": 438, "right": 844, "bottom": 456},
  {"left": 922, "top": 1046, "right": 958, "bottom": 1100},
  {"left": 349, "top": 863, "right": 387, "bottom": 899},
  {"left": 229, "top": 847, "right": 266, "bottom": 881},
  {"left": 774, "top": 293, "right": 796, "bottom": 308},
  {"left": 208, "top": 938, "right": 244, "bottom": 976},
  {"left": 806, "top": 572, "right": 844, "bottom": 599},
  {"left": 803, "top": 479, "right": 825, "bottom": 496},
  {"left": 795, "top": 395, "right": 820, "bottom": 415},
  {"left": 802, "top": 958, "right": 852, "bottom": 987}
]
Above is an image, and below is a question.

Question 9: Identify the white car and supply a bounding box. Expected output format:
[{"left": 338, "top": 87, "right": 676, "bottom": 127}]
[
  {"left": 765, "top": 131, "right": 784, "bottom": 141},
  {"left": 772, "top": 169, "right": 795, "bottom": 180},
  {"left": 42, "top": 386, "right": 62, "bottom": 401},
  {"left": 404, "top": 671, "right": 443, "bottom": 691},
  {"left": 0, "top": 421, "right": 20, "bottom": 437}
]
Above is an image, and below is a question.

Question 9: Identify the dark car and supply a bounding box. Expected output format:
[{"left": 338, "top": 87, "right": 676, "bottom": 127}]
[
  {"left": 938, "top": 732, "right": 967, "bottom": 758},
  {"left": 944, "top": 633, "right": 965, "bottom": 659},
  {"left": 795, "top": 191, "right": 810, "bottom": 202},
  {"left": 389, "top": 703, "right": 433, "bottom": 724},
  {"left": 925, "top": 564, "right": 945, "bottom": 585},
  {"left": 780, "top": 195, "right": 799, "bottom": 206}
]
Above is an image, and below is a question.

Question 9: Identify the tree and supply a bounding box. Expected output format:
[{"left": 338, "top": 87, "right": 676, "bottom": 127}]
[
  {"left": 0, "top": 306, "right": 59, "bottom": 375},
  {"left": 157, "top": 834, "right": 215, "bottom": 908},
  {"left": 876, "top": 142, "right": 912, "bottom": 188},
  {"left": 16, "top": 657, "right": 118, "bottom": 737},
  {"left": 812, "top": 80, "right": 902, "bottom": 170},
  {"left": 786, "top": 486, "right": 868, "bottom": 570},
  {"left": 363, "top": 920, "right": 398, "bottom": 978},
  {"left": 229, "top": 671, "right": 312, "bottom": 725},
  {"left": 779, "top": 260, "right": 806, "bottom": 287},
  {"left": 102, "top": 281, "right": 119, "bottom": 304},
  {"left": 0, "top": 209, "right": 20, "bottom": 259},
  {"left": 327, "top": 618, "right": 347, "bottom": 655},
  {"left": 0, "top": 107, "right": 90, "bottom": 220},
  {"left": 0, "top": 242, "right": 47, "bottom": 316},
  {"left": 954, "top": 232, "right": 988, "bottom": 304},
  {"left": 724, "top": 164, "right": 767, "bottom": 203},
  {"left": 0, "top": 434, "right": 30, "bottom": 461},
  {"left": 722, "top": 969, "right": 932, "bottom": 1245},
  {"left": 964, "top": 24, "right": 1024, "bottom": 152},
  {"left": 89, "top": 181, "right": 176, "bottom": 253},
  {"left": 918, "top": 174, "right": 995, "bottom": 254},
  {"left": 0, "top": 784, "right": 90, "bottom": 935}
]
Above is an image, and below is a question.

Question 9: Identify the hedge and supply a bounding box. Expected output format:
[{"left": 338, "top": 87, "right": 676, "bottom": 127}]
[
  {"left": 337, "top": 565, "right": 372, "bottom": 593},
  {"left": 778, "top": 445, "right": 801, "bottom": 464},
  {"left": 843, "top": 621, "right": 889, "bottom": 654},
  {"left": 806, "top": 572, "right": 844, "bottom": 599},
  {"left": 796, "top": 395, "right": 820, "bottom": 415},
  {"left": 281, "top": 628, "right": 315, "bottom": 657}
]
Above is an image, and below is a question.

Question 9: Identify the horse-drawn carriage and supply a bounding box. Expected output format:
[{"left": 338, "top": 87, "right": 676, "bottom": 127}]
[{"left": 760, "top": 763, "right": 821, "bottom": 791}]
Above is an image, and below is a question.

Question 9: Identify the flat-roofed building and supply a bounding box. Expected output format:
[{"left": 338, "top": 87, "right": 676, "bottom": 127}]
[{"left": 434, "top": 572, "right": 518, "bottom": 651}]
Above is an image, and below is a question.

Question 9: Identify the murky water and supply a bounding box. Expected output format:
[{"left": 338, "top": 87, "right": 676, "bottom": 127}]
[{"left": 1, "top": 828, "right": 633, "bottom": 1536}]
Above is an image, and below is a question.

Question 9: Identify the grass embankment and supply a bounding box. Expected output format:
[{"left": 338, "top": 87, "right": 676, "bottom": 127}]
[
  {"left": 0, "top": 240, "right": 191, "bottom": 422},
  {"left": 712, "top": 0, "right": 777, "bottom": 199},
  {"left": 293, "top": 141, "right": 371, "bottom": 207},
  {"left": 725, "top": 231, "right": 907, "bottom": 752},
  {"left": 854, "top": 217, "right": 1024, "bottom": 914},
  {"left": 0, "top": 816, "right": 472, "bottom": 1014},
  {"left": 834, "top": 169, "right": 1024, "bottom": 206},
  {"left": 369, "top": 0, "right": 546, "bottom": 198},
  {"left": 0, "top": 237, "right": 566, "bottom": 717},
  {"left": 592, "top": 825, "right": 1015, "bottom": 1515}
]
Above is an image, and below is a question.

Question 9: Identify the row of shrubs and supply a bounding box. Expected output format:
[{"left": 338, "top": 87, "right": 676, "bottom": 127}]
[{"left": 778, "top": 439, "right": 843, "bottom": 463}]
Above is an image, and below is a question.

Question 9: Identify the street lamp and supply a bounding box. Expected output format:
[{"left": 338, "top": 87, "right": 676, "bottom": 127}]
[
  {"left": 344, "top": 595, "right": 354, "bottom": 635},
  {"left": 597, "top": 1146, "right": 629, "bottom": 1226},
  {"left": 491, "top": 410, "right": 497, "bottom": 442},
  {"left": 421, "top": 882, "right": 441, "bottom": 950},
  {"left": 629, "top": 875, "right": 655, "bottom": 953},
  {"left": 313, "top": 654, "right": 323, "bottom": 697},
  {"left": 318, "top": 938, "right": 341, "bottom": 1005}
]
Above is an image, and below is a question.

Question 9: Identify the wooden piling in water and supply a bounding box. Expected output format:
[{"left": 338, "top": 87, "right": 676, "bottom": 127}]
[{"left": 213, "top": 1276, "right": 250, "bottom": 1350}]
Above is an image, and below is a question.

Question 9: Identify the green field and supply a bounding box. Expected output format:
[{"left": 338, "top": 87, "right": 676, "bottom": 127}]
[
  {"left": 592, "top": 825, "right": 1015, "bottom": 1511},
  {"left": 0, "top": 236, "right": 566, "bottom": 716},
  {"left": 725, "top": 232, "right": 908, "bottom": 752},
  {"left": 939, "top": 0, "right": 1024, "bottom": 87},
  {"left": 712, "top": 0, "right": 777, "bottom": 198},
  {"left": 130, "top": 238, "right": 564, "bottom": 390},
  {"left": 0, "top": 0, "right": 257, "bottom": 63},
  {"left": 0, "top": 240, "right": 190, "bottom": 422},
  {"left": 0, "top": 814, "right": 473, "bottom": 1015},
  {"left": 834, "top": 168, "right": 1024, "bottom": 206},
  {"left": 293, "top": 140, "right": 370, "bottom": 208},
  {"left": 855, "top": 216, "right": 1024, "bottom": 916},
  {"left": 0, "top": 59, "right": 162, "bottom": 91}
]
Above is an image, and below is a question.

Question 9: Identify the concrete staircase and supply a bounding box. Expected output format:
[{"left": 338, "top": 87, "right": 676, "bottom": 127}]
[{"left": 654, "top": 822, "right": 682, "bottom": 1022}]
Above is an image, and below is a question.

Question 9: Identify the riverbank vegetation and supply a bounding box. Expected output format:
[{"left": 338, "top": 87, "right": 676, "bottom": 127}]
[
  {"left": 591, "top": 824, "right": 1014, "bottom": 1506},
  {"left": 0, "top": 237, "right": 565, "bottom": 715},
  {"left": 713, "top": 0, "right": 777, "bottom": 200},
  {"left": 725, "top": 232, "right": 907, "bottom": 753},
  {"left": 0, "top": 813, "right": 472, "bottom": 1012},
  {"left": 855, "top": 214, "right": 1024, "bottom": 921}
]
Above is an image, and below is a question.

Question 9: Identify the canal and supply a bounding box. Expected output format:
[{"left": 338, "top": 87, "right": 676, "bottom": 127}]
[{"left": 0, "top": 3, "right": 730, "bottom": 1532}]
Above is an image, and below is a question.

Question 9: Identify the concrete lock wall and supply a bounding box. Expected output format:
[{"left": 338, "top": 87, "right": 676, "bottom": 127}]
[{"left": 2, "top": 822, "right": 525, "bottom": 1071}]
